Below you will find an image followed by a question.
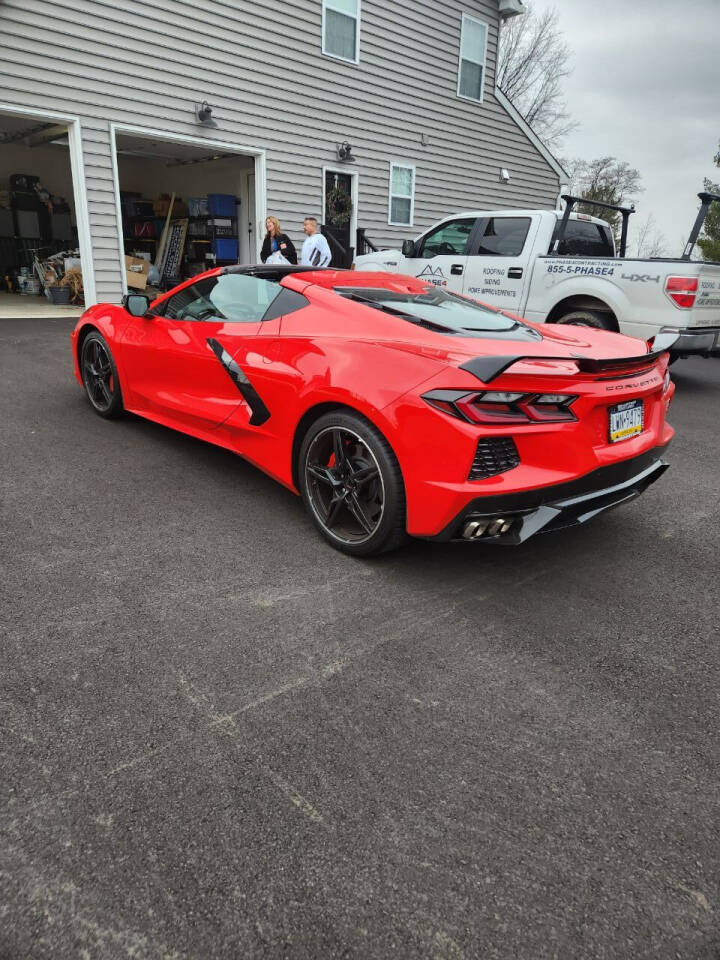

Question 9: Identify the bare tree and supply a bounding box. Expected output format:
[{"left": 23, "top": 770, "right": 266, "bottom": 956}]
[
  {"left": 634, "top": 213, "right": 668, "bottom": 258},
  {"left": 565, "top": 156, "right": 643, "bottom": 236},
  {"left": 497, "top": 3, "right": 578, "bottom": 152}
]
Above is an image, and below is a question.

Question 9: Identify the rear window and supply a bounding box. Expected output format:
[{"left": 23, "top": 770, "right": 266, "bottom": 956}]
[
  {"left": 556, "top": 220, "right": 615, "bottom": 257},
  {"left": 335, "top": 286, "right": 540, "bottom": 340},
  {"left": 474, "top": 217, "right": 531, "bottom": 257}
]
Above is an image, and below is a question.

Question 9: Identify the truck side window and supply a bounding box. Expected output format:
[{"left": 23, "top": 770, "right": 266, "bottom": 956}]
[
  {"left": 475, "top": 217, "right": 531, "bottom": 256},
  {"left": 556, "top": 221, "right": 614, "bottom": 257},
  {"left": 418, "top": 218, "right": 476, "bottom": 257}
]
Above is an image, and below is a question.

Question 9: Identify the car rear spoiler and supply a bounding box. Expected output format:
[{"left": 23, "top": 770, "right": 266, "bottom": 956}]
[{"left": 459, "top": 333, "right": 679, "bottom": 383}]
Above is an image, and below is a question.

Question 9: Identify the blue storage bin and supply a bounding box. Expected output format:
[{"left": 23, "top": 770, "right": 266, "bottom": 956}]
[
  {"left": 207, "top": 193, "right": 236, "bottom": 217},
  {"left": 212, "top": 237, "right": 238, "bottom": 260}
]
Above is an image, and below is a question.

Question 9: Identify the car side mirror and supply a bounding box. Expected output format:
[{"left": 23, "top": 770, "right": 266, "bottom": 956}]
[
  {"left": 122, "top": 293, "right": 151, "bottom": 317},
  {"left": 401, "top": 239, "right": 417, "bottom": 258}
]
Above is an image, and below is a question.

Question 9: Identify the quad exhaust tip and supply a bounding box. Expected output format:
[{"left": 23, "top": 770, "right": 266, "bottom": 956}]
[{"left": 462, "top": 517, "right": 515, "bottom": 540}]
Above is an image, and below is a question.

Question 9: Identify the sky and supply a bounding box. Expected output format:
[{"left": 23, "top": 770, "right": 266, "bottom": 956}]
[{"left": 530, "top": 0, "right": 719, "bottom": 255}]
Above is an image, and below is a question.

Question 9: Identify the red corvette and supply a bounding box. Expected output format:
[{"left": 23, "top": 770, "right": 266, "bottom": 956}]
[{"left": 71, "top": 264, "right": 676, "bottom": 555}]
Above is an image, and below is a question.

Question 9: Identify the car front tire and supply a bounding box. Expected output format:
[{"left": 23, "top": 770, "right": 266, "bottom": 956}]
[{"left": 81, "top": 331, "right": 124, "bottom": 419}]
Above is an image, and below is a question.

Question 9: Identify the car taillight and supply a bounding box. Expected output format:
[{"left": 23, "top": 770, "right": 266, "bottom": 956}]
[
  {"left": 422, "top": 389, "right": 577, "bottom": 424},
  {"left": 664, "top": 276, "right": 698, "bottom": 309}
]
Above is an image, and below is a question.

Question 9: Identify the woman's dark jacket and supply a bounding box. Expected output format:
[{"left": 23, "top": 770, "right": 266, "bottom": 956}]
[{"left": 260, "top": 232, "right": 297, "bottom": 264}]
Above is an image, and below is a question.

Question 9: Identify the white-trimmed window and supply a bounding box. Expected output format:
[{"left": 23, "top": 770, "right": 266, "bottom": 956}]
[
  {"left": 457, "top": 13, "right": 488, "bottom": 102},
  {"left": 322, "top": 0, "right": 360, "bottom": 64},
  {"left": 388, "top": 163, "right": 415, "bottom": 227}
]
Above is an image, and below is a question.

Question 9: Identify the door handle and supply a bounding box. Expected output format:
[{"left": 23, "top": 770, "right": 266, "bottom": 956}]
[
  {"left": 451, "top": 264, "right": 464, "bottom": 275},
  {"left": 508, "top": 267, "right": 523, "bottom": 279}
]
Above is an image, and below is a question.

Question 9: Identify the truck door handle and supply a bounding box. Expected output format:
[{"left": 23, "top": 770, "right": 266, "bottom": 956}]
[
  {"left": 508, "top": 267, "right": 523, "bottom": 279},
  {"left": 451, "top": 264, "right": 464, "bottom": 275}
]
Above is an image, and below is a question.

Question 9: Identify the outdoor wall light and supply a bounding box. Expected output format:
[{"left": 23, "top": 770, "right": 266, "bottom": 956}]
[
  {"left": 498, "top": 0, "right": 526, "bottom": 19},
  {"left": 336, "top": 141, "right": 356, "bottom": 163},
  {"left": 499, "top": 168, "right": 511, "bottom": 182},
  {"left": 195, "top": 101, "right": 218, "bottom": 128}
]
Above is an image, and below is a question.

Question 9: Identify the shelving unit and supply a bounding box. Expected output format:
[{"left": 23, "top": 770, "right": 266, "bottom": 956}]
[{"left": 120, "top": 193, "right": 240, "bottom": 284}]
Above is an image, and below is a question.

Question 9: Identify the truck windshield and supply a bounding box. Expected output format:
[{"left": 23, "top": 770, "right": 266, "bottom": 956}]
[{"left": 335, "top": 286, "right": 540, "bottom": 339}]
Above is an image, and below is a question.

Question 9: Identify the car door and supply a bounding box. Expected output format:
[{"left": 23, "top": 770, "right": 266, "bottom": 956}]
[
  {"left": 119, "top": 273, "right": 280, "bottom": 432},
  {"left": 400, "top": 217, "right": 478, "bottom": 293},
  {"left": 463, "top": 215, "right": 538, "bottom": 311}
]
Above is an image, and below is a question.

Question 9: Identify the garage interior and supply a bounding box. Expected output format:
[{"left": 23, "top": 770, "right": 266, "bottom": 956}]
[
  {"left": 0, "top": 112, "right": 82, "bottom": 318},
  {"left": 0, "top": 117, "right": 258, "bottom": 318},
  {"left": 114, "top": 132, "right": 256, "bottom": 301}
]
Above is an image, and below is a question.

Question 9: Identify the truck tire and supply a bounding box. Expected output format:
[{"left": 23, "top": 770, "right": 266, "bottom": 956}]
[{"left": 556, "top": 309, "right": 615, "bottom": 331}]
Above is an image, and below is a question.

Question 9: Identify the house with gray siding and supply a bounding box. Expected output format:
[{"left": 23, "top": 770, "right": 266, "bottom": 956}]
[{"left": 0, "top": 0, "right": 566, "bottom": 307}]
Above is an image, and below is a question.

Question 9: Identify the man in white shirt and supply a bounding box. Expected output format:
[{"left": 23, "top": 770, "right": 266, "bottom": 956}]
[{"left": 300, "top": 217, "right": 332, "bottom": 267}]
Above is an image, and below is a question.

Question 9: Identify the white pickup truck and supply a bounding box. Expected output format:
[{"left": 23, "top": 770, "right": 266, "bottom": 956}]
[{"left": 353, "top": 193, "right": 720, "bottom": 358}]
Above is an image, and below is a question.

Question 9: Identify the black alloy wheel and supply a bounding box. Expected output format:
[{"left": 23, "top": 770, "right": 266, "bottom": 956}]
[
  {"left": 299, "top": 411, "right": 407, "bottom": 556},
  {"left": 81, "top": 332, "right": 124, "bottom": 418}
]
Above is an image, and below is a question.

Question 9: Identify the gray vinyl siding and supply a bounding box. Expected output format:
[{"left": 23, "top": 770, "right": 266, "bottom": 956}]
[{"left": 0, "top": 0, "right": 561, "bottom": 303}]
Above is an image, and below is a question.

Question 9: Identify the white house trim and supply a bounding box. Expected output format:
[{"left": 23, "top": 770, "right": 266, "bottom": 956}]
[
  {"left": 321, "top": 0, "right": 362, "bottom": 65},
  {"left": 0, "top": 101, "right": 97, "bottom": 306},
  {"left": 109, "top": 123, "right": 267, "bottom": 295},
  {"left": 456, "top": 12, "right": 489, "bottom": 104},
  {"left": 494, "top": 88, "right": 569, "bottom": 183},
  {"left": 387, "top": 162, "right": 416, "bottom": 228}
]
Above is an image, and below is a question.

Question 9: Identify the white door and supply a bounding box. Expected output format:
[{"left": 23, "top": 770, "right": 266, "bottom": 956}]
[
  {"left": 463, "top": 215, "right": 537, "bottom": 312},
  {"left": 400, "top": 217, "right": 477, "bottom": 294},
  {"left": 247, "top": 172, "right": 257, "bottom": 262}
]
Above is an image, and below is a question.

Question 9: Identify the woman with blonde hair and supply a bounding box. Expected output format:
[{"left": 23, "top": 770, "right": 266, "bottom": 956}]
[{"left": 260, "top": 216, "right": 297, "bottom": 264}]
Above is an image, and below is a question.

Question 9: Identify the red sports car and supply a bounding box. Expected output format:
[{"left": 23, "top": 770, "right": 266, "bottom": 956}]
[{"left": 71, "top": 264, "right": 676, "bottom": 556}]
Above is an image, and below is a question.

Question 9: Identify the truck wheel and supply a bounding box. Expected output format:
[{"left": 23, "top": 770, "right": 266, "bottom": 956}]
[{"left": 556, "top": 309, "right": 615, "bottom": 331}]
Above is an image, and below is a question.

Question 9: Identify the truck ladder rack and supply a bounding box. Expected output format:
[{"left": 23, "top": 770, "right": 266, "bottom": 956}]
[{"left": 552, "top": 194, "right": 636, "bottom": 258}]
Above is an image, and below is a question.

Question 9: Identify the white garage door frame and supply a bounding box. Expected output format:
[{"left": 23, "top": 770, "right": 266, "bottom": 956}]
[
  {"left": 0, "top": 101, "right": 97, "bottom": 306},
  {"left": 109, "top": 123, "right": 267, "bottom": 296}
]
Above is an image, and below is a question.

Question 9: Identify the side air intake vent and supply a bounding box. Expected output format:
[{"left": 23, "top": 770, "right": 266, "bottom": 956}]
[{"left": 469, "top": 437, "right": 520, "bottom": 480}]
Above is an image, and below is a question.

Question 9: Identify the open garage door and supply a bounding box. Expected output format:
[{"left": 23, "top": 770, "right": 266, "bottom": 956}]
[
  {"left": 111, "top": 128, "right": 264, "bottom": 301},
  {"left": 0, "top": 109, "right": 92, "bottom": 318}
]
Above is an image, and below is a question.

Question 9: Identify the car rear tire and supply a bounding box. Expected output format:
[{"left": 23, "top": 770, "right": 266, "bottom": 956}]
[
  {"left": 298, "top": 411, "right": 407, "bottom": 557},
  {"left": 81, "top": 331, "right": 124, "bottom": 419},
  {"left": 556, "top": 309, "right": 616, "bottom": 331}
]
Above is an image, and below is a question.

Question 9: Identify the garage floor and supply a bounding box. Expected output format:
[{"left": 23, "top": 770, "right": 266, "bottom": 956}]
[
  {"left": 2, "top": 316, "right": 719, "bottom": 960},
  {"left": 0, "top": 291, "right": 83, "bottom": 319}
]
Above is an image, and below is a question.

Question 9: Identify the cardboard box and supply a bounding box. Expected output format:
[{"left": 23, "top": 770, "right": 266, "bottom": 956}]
[{"left": 125, "top": 254, "right": 150, "bottom": 290}]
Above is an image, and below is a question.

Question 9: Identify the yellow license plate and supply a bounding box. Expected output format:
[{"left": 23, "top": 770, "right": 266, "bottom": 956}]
[{"left": 609, "top": 399, "right": 644, "bottom": 443}]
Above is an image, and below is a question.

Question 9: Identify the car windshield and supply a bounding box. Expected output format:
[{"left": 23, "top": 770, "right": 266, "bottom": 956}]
[{"left": 335, "top": 286, "right": 539, "bottom": 338}]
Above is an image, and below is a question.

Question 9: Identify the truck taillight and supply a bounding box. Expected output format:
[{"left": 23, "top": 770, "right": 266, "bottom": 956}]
[{"left": 664, "top": 276, "right": 698, "bottom": 309}]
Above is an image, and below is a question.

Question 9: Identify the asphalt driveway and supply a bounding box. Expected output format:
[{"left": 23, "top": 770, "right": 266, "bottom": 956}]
[{"left": 1, "top": 316, "right": 719, "bottom": 959}]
